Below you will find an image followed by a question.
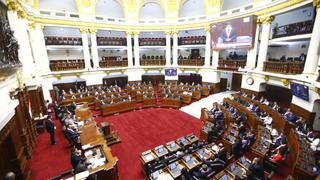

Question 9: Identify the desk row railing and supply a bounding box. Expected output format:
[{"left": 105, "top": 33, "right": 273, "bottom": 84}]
[
  {"left": 263, "top": 61, "right": 304, "bottom": 74},
  {"left": 217, "top": 59, "right": 246, "bottom": 71}
]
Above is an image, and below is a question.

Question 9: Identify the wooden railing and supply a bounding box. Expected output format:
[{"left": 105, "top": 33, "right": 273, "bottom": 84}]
[
  {"left": 178, "top": 36, "right": 206, "bottom": 45},
  {"left": 49, "top": 59, "right": 85, "bottom": 71},
  {"left": 139, "top": 38, "right": 166, "bottom": 46},
  {"left": 140, "top": 59, "right": 165, "bottom": 66},
  {"left": 178, "top": 59, "right": 204, "bottom": 66},
  {"left": 45, "top": 36, "right": 82, "bottom": 46},
  {"left": 97, "top": 37, "right": 126, "bottom": 46},
  {"left": 272, "top": 20, "right": 314, "bottom": 39},
  {"left": 263, "top": 61, "right": 304, "bottom": 74},
  {"left": 99, "top": 60, "right": 128, "bottom": 68},
  {"left": 217, "top": 59, "right": 246, "bottom": 71}
]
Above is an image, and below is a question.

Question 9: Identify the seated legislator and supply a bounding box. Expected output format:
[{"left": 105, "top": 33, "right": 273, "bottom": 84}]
[
  {"left": 216, "top": 143, "right": 228, "bottom": 163},
  {"left": 284, "top": 109, "right": 296, "bottom": 123},
  {"left": 232, "top": 138, "right": 242, "bottom": 158},
  {"left": 248, "top": 157, "right": 265, "bottom": 180},
  {"left": 193, "top": 164, "right": 213, "bottom": 179}
]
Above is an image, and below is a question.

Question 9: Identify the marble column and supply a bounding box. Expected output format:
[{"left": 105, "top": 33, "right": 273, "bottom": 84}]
[
  {"left": 246, "top": 21, "right": 261, "bottom": 69},
  {"left": 256, "top": 16, "right": 274, "bottom": 70},
  {"left": 205, "top": 27, "right": 212, "bottom": 66},
  {"left": 165, "top": 31, "right": 172, "bottom": 66},
  {"left": 172, "top": 31, "right": 179, "bottom": 66},
  {"left": 89, "top": 29, "right": 99, "bottom": 69},
  {"left": 303, "top": 6, "right": 320, "bottom": 74},
  {"left": 133, "top": 32, "right": 140, "bottom": 66},
  {"left": 80, "top": 28, "right": 91, "bottom": 70},
  {"left": 126, "top": 32, "right": 133, "bottom": 67},
  {"left": 212, "top": 50, "right": 220, "bottom": 68}
]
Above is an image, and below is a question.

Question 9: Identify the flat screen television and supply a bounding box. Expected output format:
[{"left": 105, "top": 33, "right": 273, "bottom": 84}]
[
  {"left": 290, "top": 82, "right": 309, "bottom": 101},
  {"left": 165, "top": 68, "right": 177, "bottom": 76},
  {"left": 211, "top": 15, "right": 257, "bottom": 50}
]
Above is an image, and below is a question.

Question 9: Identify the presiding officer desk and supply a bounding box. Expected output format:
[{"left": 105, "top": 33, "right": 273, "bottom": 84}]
[{"left": 68, "top": 107, "right": 119, "bottom": 180}]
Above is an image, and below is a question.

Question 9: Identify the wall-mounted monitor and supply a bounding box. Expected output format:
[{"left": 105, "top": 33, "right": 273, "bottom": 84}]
[
  {"left": 290, "top": 82, "right": 309, "bottom": 101},
  {"left": 211, "top": 16, "right": 257, "bottom": 50},
  {"left": 165, "top": 68, "right": 177, "bottom": 76}
]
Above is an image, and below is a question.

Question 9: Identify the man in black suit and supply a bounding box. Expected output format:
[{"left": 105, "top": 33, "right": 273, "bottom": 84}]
[
  {"left": 45, "top": 116, "right": 56, "bottom": 145},
  {"left": 248, "top": 157, "right": 265, "bottom": 180},
  {"left": 220, "top": 24, "right": 237, "bottom": 43},
  {"left": 232, "top": 138, "right": 242, "bottom": 158}
]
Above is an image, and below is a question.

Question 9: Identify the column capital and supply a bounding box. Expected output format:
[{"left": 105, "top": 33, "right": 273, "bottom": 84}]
[
  {"left": 6, "top": 0, "right": 19, "bottom": 11},
  {"left": 165, "top": 31, "right": 172, "bottom": 36},
  {"left": 28, "top": 21, "right": 36, "bottom": 30},
  {"left": 133, "top": 31, "right": 140, "bottom": 36},
  {"left": 171, "top": 30, "right": 179, "bottom": 35},
  {"left": 88, "top": 28, "right": 97, "bottom": 34},
  {"left": 260, "top": 16, "right": 274, "bottom": 24},
  {"left": 314, "top": 0, "right": 320, "bottom": 9},
  {"left": 256, "top": 18, "right": 263, "bottom": 25},
  {"left": 126, "top": 31, "right": 133, "bottom": 36},
  {"left": 79, "top": 28, "right": 89, "bottom": 34},
  {"left": 204, "top": 26, "right": 211, "bottom": 33},
  {"left": 17, "top": 9, "right": 26, "bottom": 19}
]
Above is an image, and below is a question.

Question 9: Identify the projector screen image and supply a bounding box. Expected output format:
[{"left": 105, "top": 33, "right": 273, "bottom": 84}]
[
  {"left": 165, "top": 68, "right": 177, "bottom": 76},
  {"left": 290, "top": 82, "right": 309, "bottom": 101},
  {"left": 211, "top": 16, "right": 257, "bottom": 50}
]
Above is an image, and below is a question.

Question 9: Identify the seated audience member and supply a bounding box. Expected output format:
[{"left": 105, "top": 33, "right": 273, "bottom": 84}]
[
  {"left": 284, "top": 109, "right": 296, "bottom": 123},
  {"left": 272, "top": 142, "right": 288, "bottom": 156},
  {"left": 180, "top": 168, "right": 192, "bottom": 180},
  {"left": 310, "top": 136, "right": 320, "bottom": 151},
  {"left": 272, "top": 133, "right": 286, "bottom": 148},
  {"left": 74, "top": 158, "right": 88, "bottom": 174},
  {"left": 248, "top": 158, "right": 265, "bottom": 180},
  {"left": 241, "top": 136, "right": 249, "bottom": 151},
  {"left": 295, "top": 117, "right": 306, "bottom": 133},
  {"left": 193, "top": 164, "right": 212, "bottom": 179},
  {"left": 217, "top": 143, "right": 227, "bottom": 162},
  {"left": 208, "top": 126, "right": 219, "bottom": 143},
  {"left": 272, "top": 102, "right": 280, "bottom": 112},
  {"left": 247, "top": 130, "right": 256, "bottom": 145},
  {"left": 4, "top": 172, "right": 16, "bottom": 180},
  {"left": 269, "top": 151, "right": 284, "bottom": 164},
  {"left": 261, "top": 114, "right": 273, "bottom": 126},
  {"left": 210, "top": 104, "right": 219, "bottom": 114},
  {"left": 205, "top": 157, "right": 225, "bottom": 169},
  {"left": 65, "top": 125, "right": 79, "bottom": 143},
  {"left": 70, "top": 148, "right": 83, "bottom": 169},
  {"left": 214, "top": 108, "right": 224, "bottom": 120},
  {"left": 238, "top": 122, "right": 246, "bottom": 137},
  {"left": 232, "top": 138, "right": 242, "bottom": 158}
]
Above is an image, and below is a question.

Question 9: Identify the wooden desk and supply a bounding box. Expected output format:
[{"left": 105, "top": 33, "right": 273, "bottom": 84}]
[
  {"left": 101, "top": 100, "right": 136, "bottom": 116},
  {"left": 185, "top": 133, "right": 199, "bottom": 144},
  {"left": 195, "top": 148, "right": 214, "bottom": 160},
  {"left": 165, "top": 141, "right": 180, "bottom": 152},
  {"left": 213, "top": 170, "right": 233, "bottom": 180},
  {"left": 181, "top": 154, "right": 201, "bottom": 170},
  {"left": 192, "top": 91, "right": 201, "bottom": 100},
  {"left": 153, "top": 145, "right": 169, "bottom": 158},
  {"left": 61, "top": 96, "right": 95, "bottom": 106},
  {"left": 143, "top": 98, "right": 157, "bottom": 108},
  {"left": 161, "top": 98, "right": 180, "bottom": 108},
  {"left": 200, "top": 122, "right": 214, "bottom": 141},
  {"left": 176, "top": 137, "right": 190, "bottom": 147},
  {"left": 182, "top": 94, "right": 192, "bottom": 104},
  {"left": 141, "top": 150, "right": 157, "bottom": 165},
  {"left": 167, "top": 161, "right": 185, "bottom": 179}
]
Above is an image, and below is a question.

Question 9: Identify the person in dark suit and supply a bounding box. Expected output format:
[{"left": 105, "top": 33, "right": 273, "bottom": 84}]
[
  {"left": 248, "top": 157, "right": 265, "bottom": 180},
  {"left": 220, "top": 24, "right": 237, "bottom": 43},
  {"left": 232, "top": 138, "right": 242, "bottom": 158},
  {"left": 70, "top": 149, "right": 82, "bottom": 170},
  {"left": 217, "top": 143, "right": 227, "bottom": 162},
  {"left": 45, "top": 116, "right": 56, "bottom": 145}
]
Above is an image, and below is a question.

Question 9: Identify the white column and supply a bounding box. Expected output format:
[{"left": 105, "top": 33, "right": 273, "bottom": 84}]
[
  {"left": 133, "top": 32, "right": 140, "bottom": 66},
  {"left": 29, "top": 24, "right": 50, "bottom": 74},
  {"left": 126, "top": 32, "right": 133, "bottom": 67},
  {"left": 80, "top": 28, "right": 91, "bottom": 70},
  {"left": 90, "top": 30, "right": 99, "bottom": 69},
  {"left": 256, "top": 16, "right": 274, "bottom": 70},
  {"left": 246, "top": 23, "right": 261, "bottom": 69},
  {"left": 205, "top": 28, "right": 211, "bottom": 66},
  {"left": 165, "top": 32, "right": 171, "bottom": 66},
  {"left": 303, "top": 7, "right": 320, "bottom": 74},
  {"left": 172, "top": 31, "right": 178, "bottom": 66},
  {"left": 212, "top": 50, "right": 220, "bottom": 68}
]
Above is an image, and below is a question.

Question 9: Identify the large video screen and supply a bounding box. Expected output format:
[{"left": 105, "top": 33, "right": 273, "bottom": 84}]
[
  {"left": 165, "top": 68, "right": 177, "bottom": 76},
  {"left": 290, "top": 82, "right": 309, "bottom": 101},
  {"left": 211, "top": 16, "right": 257, "bottom": 50}
]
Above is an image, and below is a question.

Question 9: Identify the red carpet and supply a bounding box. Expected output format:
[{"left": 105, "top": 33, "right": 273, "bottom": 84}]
[
  {"left": 95, "top": 108, "right": 202, "bottom": 180},
  {"left": 28, "top": 108, "right": 202, "bottom": 180},
  {"left": 28, "top": 120, "right": 72, "bottom": 180}
]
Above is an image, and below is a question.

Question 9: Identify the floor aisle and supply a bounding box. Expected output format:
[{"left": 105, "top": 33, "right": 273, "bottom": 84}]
[{"left": 179, "top": 91, "right": 235, "bottom": 118}]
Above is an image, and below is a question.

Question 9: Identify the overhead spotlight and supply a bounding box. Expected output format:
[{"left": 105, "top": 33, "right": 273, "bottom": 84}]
[{"left": 60, "top": 28, "right": 64, "bottom": 31}]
